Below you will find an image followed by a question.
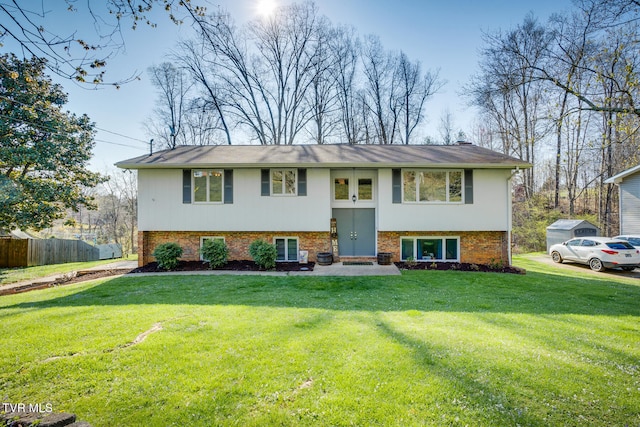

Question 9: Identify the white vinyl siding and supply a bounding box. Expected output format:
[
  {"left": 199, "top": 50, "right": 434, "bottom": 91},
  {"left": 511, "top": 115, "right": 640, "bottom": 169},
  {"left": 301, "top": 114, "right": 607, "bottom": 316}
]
[
  {"left": 137, "top": 169, "right": 330, "bottom": 232},
  {"left": 378, "top": 169, "right": 512, "bottom": 231},
  {"left": 620, "top": 173, "right": 640, "bottom": 234}
]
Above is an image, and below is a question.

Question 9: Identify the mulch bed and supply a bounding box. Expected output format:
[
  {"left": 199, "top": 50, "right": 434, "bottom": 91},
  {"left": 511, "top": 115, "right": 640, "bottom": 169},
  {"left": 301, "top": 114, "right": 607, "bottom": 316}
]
[
  {"left": 131, "top": 260, "right": 315, "bottom": 273},
  {"left": 395, "top": 261, "right": 525, "bottom": 274}
]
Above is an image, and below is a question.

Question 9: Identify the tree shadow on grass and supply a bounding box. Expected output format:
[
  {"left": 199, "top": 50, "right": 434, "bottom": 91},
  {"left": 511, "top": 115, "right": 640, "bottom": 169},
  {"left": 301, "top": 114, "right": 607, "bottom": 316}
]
[
  {"left": 2, "top": 267, "right": 640, "bottom": 316},
  {"left": 373, "top": 316, "right": 544, "bottom": 426}
]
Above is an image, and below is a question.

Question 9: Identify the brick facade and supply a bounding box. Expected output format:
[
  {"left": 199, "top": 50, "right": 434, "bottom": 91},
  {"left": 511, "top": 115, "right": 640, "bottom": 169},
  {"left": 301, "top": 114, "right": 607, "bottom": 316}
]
[
  {"left": 139, "top": 230, "right": 509, "bottom": 267},
  {"left": 377, "top": 231, "right": 509, "bottom": 265},
  {"left": 138, "top": 231, "right": 332, "bottom": 267}
]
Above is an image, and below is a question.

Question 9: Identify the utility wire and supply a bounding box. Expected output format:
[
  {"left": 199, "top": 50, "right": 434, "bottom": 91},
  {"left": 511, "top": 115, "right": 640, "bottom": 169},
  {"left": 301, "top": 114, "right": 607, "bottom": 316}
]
[
  {"left": 95, "top": 127, "right": 148, "bottom": 145},
  {"left": 94, "top": 138, "right": 147, "bottom": 150},
  {"left": 1, "top": 94, "right": 149, "bottom": 146}
]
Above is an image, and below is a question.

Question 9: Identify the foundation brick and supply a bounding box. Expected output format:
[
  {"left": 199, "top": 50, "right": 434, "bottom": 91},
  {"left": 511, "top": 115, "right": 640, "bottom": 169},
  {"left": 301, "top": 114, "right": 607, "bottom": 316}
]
[
  {"left": 140, "top": 230, "right": 510, "bottom": 267},
  {"left": 139, "top": 231, "right": 331, "bottom": 265}
]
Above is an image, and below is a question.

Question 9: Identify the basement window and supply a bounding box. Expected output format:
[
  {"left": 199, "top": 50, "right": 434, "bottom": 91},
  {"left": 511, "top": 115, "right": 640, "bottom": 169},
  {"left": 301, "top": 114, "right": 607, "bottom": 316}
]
[
  {"left": 274, "top": 237, "right": 299, "bottom": 262},
  {"left": 401, "top": 237, "right": 459, "bottom": 262}
]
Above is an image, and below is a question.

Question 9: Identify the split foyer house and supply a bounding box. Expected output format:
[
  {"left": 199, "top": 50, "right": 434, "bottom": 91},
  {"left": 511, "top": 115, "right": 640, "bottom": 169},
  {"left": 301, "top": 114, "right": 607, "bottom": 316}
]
[{"left": 116, "top": 143, "right": 530, "bottom": 267}]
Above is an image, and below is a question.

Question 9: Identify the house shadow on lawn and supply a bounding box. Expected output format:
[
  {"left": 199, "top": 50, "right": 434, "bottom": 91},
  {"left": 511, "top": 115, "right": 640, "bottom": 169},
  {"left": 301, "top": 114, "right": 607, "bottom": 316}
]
[{"left": 3, "top": 264, "right": 640, "bottom": 317}]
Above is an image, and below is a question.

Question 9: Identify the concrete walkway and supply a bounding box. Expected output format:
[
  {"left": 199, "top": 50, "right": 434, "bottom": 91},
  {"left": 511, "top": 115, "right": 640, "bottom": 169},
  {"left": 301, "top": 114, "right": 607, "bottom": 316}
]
[
  {"left": 302, "top": 262, "right": 401, "bottom": 276},
  {"left": 128, "top": 262, "right": 401, "bottom": 278}
]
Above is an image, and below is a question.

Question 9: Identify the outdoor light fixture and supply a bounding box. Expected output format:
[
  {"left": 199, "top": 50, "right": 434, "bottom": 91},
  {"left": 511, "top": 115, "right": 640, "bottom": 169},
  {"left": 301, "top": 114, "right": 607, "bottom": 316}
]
[{"left": 352, "top": 194, "right": 357, "bottom": 203}]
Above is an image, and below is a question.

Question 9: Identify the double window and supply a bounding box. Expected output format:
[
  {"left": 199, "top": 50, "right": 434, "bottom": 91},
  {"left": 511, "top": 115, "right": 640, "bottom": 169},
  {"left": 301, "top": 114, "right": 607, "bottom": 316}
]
[
  {"left": 403, "top": 170, "right": 462, "bottom": 203},
  {"left": 271, "top": 169, "right": 297, "bottom": 196},
  {"left": 401, "top": 237, "right": 459, "bottom": 262},
  {"left": 261, "top": 169, "right": 306, "bottom": 196},
  {"left": 275, "top": 237, "right": 299, "bottom": 261},
  {"left": 193, "top": 170, "right": 224, "bottom": 203},
  {"left": 333, "top": 177, "right": 373, "bottom": 201}
]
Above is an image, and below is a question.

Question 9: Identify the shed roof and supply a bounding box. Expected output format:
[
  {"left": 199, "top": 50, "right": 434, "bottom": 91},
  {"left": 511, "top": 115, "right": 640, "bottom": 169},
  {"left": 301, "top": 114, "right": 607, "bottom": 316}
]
[
  {"left": 546, "top": 219, "right": 598, "bottom": 231},
  {"left": 115, "top": 144, "right": 531, "bottom": 170},
  {"left": 604, "top": 164, "right": 640, "bottom": 184}
]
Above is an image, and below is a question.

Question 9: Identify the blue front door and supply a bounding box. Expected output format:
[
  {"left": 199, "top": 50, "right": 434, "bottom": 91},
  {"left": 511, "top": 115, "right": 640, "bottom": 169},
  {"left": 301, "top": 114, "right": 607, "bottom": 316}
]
[{"left": 332, "top": 208, "right": 375, "bottom": 256}]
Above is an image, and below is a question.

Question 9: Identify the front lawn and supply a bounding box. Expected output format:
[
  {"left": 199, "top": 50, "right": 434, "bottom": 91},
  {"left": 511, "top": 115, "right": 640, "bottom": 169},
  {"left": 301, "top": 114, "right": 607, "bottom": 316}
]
[{"left": 1, "top": 256, "right": 639, "bottom": 426}]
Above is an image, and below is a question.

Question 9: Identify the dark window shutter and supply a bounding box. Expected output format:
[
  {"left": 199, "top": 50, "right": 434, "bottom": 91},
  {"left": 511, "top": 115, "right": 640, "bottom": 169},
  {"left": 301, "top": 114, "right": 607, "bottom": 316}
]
[
  {"left": 464, "top": 169, "right": 473, "bottom": 204},
  {"left": 261, "top": 169, "right": 270, "bottom": 196},
  {"left": 298, "top": 168, "right": 307, "bottom": 196},
  {"left": 183, "top": 170, "right": 191, "bottom": 204},
  {"left": 392, "top": 169, "right": 401, "bottom": 203},
  {"left": 224, "top": 169, "right": 233, "bottom": 204}
]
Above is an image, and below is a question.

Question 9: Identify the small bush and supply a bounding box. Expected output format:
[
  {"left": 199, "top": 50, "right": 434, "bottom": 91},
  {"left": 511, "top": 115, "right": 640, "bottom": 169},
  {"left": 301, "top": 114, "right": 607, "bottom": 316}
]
[
  {"left": 152, "top": 242, "right": 183, "bottom": 270},
  {"left": 248, "top": 240, "right": 277, "bottom": 270},
  {"left": 200, "top": 239, "right": 229, "bottom": 269}
]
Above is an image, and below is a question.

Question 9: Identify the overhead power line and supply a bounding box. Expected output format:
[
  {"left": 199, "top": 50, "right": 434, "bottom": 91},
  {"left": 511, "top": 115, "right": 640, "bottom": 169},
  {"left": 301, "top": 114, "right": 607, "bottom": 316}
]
[
  {"left": 95, "top": 127, "right": 148, "bottom": 145},
  {"left": 94, "top": 138, "right": 147, "bottom": 150},
  {"left": 1, "top": 94, "right": 150, "bottom": 146}
]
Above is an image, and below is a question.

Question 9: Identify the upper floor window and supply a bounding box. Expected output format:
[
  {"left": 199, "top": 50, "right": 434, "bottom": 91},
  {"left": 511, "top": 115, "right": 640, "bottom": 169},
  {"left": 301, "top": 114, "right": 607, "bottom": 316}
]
[
  {"left": 193, "top": 170, "right": 223, "bottom": 203},
  {"left": 271, "top": 169, "right": 297, "bottom": 196},
  {"left": 403, "top": 170, "right": 462, "bottom": 203},
  {"left": 261, "top": 168, "right": 306, "bottom": 197}
]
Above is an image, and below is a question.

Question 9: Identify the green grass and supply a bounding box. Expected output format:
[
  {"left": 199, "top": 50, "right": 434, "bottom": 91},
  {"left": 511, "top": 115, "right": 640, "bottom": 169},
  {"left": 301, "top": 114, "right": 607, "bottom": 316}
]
[
  {"left": 1, "top": 255, "right": 639, "bottom": 426},
  {"left": 0, "top": 254, "right": 137, "bottom": 285}
]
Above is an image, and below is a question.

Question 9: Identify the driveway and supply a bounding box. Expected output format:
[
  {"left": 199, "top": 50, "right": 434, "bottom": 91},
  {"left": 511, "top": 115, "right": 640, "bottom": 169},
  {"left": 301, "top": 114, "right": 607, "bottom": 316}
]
[{"left": 526, "top": 254, "right": 640, "bottom": 279}]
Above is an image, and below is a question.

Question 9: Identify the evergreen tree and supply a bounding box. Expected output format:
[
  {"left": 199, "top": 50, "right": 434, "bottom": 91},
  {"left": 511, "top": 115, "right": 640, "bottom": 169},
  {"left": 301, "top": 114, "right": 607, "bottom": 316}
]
[{"left": 0, "top": 54, "right": 104, "bottom": 231}]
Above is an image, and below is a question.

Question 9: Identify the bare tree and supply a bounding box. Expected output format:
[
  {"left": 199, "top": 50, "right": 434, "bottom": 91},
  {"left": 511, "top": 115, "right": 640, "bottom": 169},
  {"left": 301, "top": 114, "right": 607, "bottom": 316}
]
[
  {"left": 330, "top": 25, "right": 361, "bottom": 144},
  {"left": 147, "top": 62, "right": 192, "bottom": 148},
  {"left": 175, "top": 1, "right": 440, "bottom": 146},
  {"left": 178, "top": 39, "right": 233, "bottom": 145},
  {"left": 438, "top": 108, "right": 456, "bottom": 145},
  {"left": 250, "top": 2, "right": 324, "bottom": 144},
  {"left": 97, "top": 169, "right": 137, "bottom": 255},
  {"left": 468, "top": 15, "right": 551, "bottom": 198},
  {"left": 184, "top": 3, "right": 325, "bottom": 144},
  {"left": 395, "top": 52, "right": 442, "bottom": 144},
  {"left": 361, "top": 35, "right": 399, "bottom": 144},
  {"left": 0, "top": 1, "right": 203, "bottom": 86},
  {"left": 306, "top": 16, "right": 340, "bottom": 144}
]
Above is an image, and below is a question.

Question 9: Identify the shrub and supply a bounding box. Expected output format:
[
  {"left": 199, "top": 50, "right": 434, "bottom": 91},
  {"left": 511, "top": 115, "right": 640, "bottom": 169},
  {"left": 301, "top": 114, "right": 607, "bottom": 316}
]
[
  {"left": 248, "top": 239, "right": 277, "bottom": 270},
  {"left": 200, "top": 239, "right": 229, "bottom": 269},
  {"left": 152, "top": 242, "right": 183, "bottom": 270}
]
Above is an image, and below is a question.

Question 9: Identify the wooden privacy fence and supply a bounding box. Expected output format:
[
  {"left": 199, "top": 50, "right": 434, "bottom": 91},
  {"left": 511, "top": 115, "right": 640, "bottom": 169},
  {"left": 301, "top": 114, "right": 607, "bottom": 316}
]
[{"left": 0, "top": 239, "right": 100, "bottom": 268}]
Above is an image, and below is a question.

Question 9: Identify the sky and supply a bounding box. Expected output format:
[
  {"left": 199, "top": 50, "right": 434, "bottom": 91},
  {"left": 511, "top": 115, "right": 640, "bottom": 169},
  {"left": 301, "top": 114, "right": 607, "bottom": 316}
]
[{"left": 4, "top": 0, "right": 574, "bottom": 172}]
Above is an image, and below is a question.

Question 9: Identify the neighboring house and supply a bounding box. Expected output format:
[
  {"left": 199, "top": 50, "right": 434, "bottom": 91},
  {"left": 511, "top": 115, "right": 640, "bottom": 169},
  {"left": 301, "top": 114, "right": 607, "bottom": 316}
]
[
  {"left": 116, "top": 143, "right": 530, "bottom": 267},
  {"left": 605, "top": 164, "right": 640, "bottom": 235}
]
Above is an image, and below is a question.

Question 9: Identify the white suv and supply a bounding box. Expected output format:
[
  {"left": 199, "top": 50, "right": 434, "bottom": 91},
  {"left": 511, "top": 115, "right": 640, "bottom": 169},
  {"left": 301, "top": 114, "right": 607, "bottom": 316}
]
[{"left": 549, "top": 236, "right": 640, "bottom": 272}]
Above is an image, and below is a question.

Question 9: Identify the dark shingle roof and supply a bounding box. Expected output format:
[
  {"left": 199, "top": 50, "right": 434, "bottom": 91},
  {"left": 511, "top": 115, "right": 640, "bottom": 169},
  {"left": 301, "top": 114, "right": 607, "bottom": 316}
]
[{"left": 115, "top": 144, "right": 531, "bottom": 169}]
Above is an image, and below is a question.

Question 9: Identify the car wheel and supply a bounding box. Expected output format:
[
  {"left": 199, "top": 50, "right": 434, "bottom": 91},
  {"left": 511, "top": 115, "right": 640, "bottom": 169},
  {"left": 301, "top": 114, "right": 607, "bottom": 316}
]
[
  {"left": 621, "top": 266, "right": 636, "bottom": 272},
  {"left": 551, "top": 251, "right": 563, "bottom": 263},
  {"left": 589, "top": 258, "right": 605, "bottom": 272}
]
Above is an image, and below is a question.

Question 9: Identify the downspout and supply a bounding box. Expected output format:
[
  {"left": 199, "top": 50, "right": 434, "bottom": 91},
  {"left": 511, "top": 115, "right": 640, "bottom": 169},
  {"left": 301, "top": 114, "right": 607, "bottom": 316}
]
[{"left": 507, "top": 167, "right": 520, "bottom": 265}]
